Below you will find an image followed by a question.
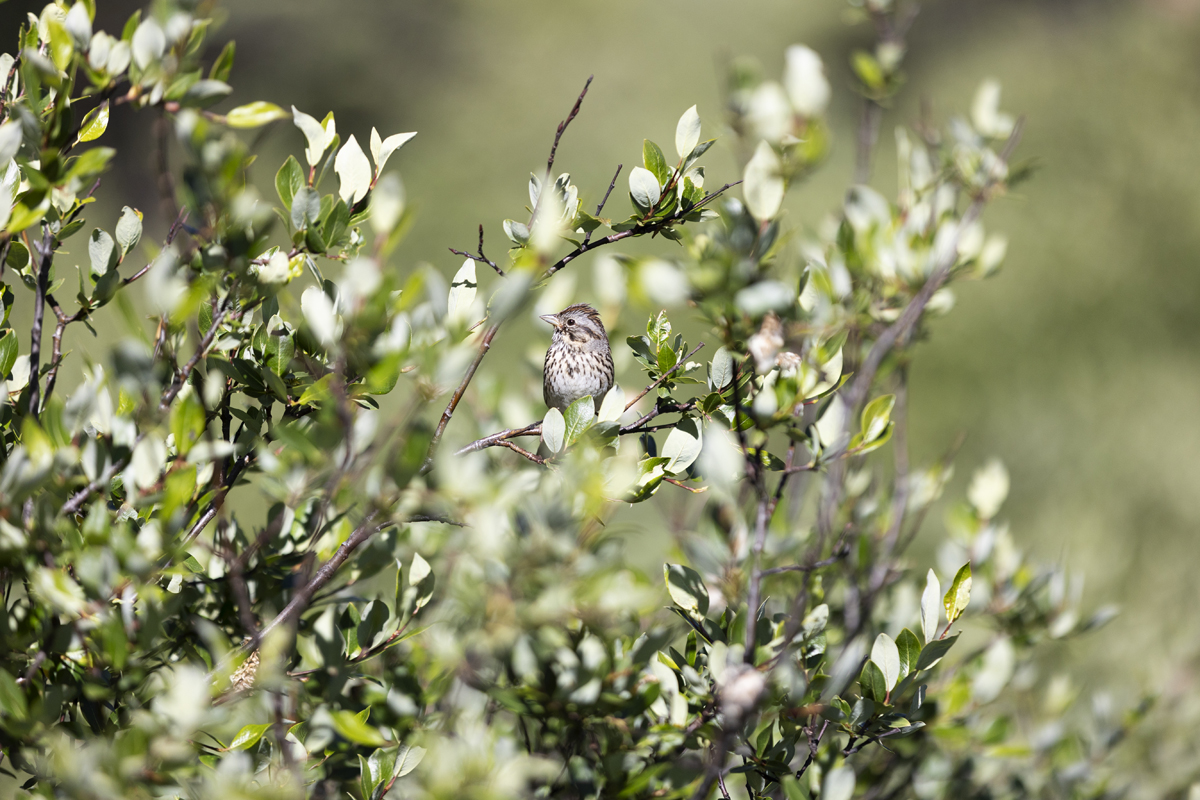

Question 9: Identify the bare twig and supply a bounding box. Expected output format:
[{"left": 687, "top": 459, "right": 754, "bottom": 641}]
[
  {"left": 27, "top": 228, "right": 54, "bottom": 419},
  {"left": 0, "top": 54, "right": 20, "bottom": 121},
  {"left": 528, "top": 75, "right": 593, "bottom": 235},
  {"left": 583, "top": 163, "right": 623, "bottom": 245},
  {"left": 449, "top": 224, "right": 503, "bottom": 276},
  {"left": 543, "top": 181, "right": 739, "bottom": 278},
  {"left": 258, "top": 512, "right": 388, "bottom": 640},
  {"left": 664, "top": 476, "right": 707, "bottom": 494},
  {"left": 546, "top": 76, "right": 592, "bottom": 177},
  {"left": 498, "top": 439, "right": 546, "bottom": 465},
  {"left": 758, "top": 551, "right": 847, "bottom": 577},
  {"left": 160, "top": 283, "right": 240, "bottom": 410}
]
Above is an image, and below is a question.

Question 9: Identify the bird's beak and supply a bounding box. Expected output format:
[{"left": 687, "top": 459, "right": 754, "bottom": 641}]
[{"left": 539, "top": 314, "right": 561, "bottom": 329}]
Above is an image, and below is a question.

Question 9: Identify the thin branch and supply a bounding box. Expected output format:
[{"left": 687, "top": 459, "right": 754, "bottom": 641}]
[
  {"left": 0, "top": 54, "right": 20, "bottom": 121},
  {"left": 854, "top": 101, "right": 883, "bottom": 186},
  {"left": 27, "top": 228, "right": 54, "bottom": 419},
  {"left": 160, "top": 283, "right": 239, "bottom": 410},
  {"left": 664, "top": 476, "right": 707, "bottom": 494},
  {"left": 61, "top": 439, "right": 140, "bottom": 517},
  {"left": 425, "top": 323, "right": 501, "bottom": 468},
  {"left": 547, "top": 76, "right": 592, "bottom": 177},
  {"left": 543, "top": 181, "right": 740, "bottom": 278},
  {"left": 454, "top": 422, "right": 540, "bottom": 456},
  {"left": 258, "top": 512, "right": 387, "bottom": 640},
  {"left": 449, "top": 224, "right": 503, "bottom": 276},
  {"left": 498, "top": 440, "right": 546, "bottom": 465},
  {"left": 758, "top": 551, "right": 847, "bottom": 577},
  {"left": 583, "top": 163, "right": 623, "bottom": 245},
  {"left": 528, "top": 75, "right": 594, "bottom": 234},
  {"left": 624, "top": 342, "right": 705, "bottom": 411}
]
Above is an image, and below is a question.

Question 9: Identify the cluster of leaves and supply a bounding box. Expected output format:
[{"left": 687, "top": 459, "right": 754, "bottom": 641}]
[{"left": 0, "top": 1, "right": 1177, "bottom": 799}]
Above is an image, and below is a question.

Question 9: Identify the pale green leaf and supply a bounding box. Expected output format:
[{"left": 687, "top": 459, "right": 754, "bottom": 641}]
[
  {"left": 675, "top": 104, "right": 701, "bottom": 160},
  {"left": 225, "top": 101, "right": 288, "bottom": 129},
  {"left": 541, "top": 407, "right": 565, "bottom": 453},
  {"left": 944, "top": 562, "right": 972, "bottom": 625}
]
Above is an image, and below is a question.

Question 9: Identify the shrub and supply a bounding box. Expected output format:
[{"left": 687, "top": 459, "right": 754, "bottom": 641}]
[{"left": 0, "top": 1, "right": 1170, "bottom": 798}]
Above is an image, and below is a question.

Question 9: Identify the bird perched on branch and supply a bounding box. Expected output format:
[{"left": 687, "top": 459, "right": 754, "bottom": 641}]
[{"left": 541, "top": 303, "right": 614, "bottom": 413}]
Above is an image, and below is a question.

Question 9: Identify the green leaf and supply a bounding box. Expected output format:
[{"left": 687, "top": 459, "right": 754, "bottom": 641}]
[
  {"left": 209, "top": 40, "right": 235, "bottom": 82},
  {"left": 860, "top": 393, "right": 895, "bottom": 443},
  {"left": 169, "top": 391, "right": 206, "bottom": 456},
  {"left": 781, "top": 776, "right": 811, "bottom": 800},
  {"left": 330, "top": 709, "right": 387, "bottom": 747},
  {"left": 662, "top": 416, "right": 702, "bottom": 474},
  {"left": 66, "top": 147, "right": 115, "bottom": 181},
  {"left": 0, "top": 669, "right": 27, "bottom": 720},
  {"left": 743, "top": 140, "right": 784, "bottom": 222},
  {"left": 895, "top": 628, "right": 922, "bottom": 679},
  {"left": 675, "top": 105, "right": 701, "bottom": 161},
  {"left": 664, "top": 563, "right": 709, "bottom": 618},
  {"left": 851, "top": 50, "right": 885, "bottom": 91},
  {"left": 409, "top": 552, "right": 434, "bottom": 611},
  {"left": 859, "top": 659, "right": 887, "bottom": 704},
  {"left": 393, "top": 743, "right": 425, "bottom": 779},
  {"left": 114, "top": 206, "right": 142, "bottom": 258},
  {"left": 262, "top": 317, "right": 295, "bottom": 376},
  {"left": 943, "top": 562, "right": 972, "bottom": 625},
  {"left": 708, "top": 347, "right": 733, "bottom": 391},
  {"left": 541, "top": 407, "right": 565, "bottom": 454},
  {"left": 228, "top": 723, "right": 271, "bottom": 751},
  {"left": 643, "top": 139, "right": 670, "bottom": 185},
  {"left": 871, "top": 633, "right": 900, "bottom": 692},
  {"left": 275, "top": 155, "right": 304, "bottom": 212},
  {"left": 0, "top": 330, "right": 17, "bottom": 378},
  {"left": 88, "top": 228, "right": 117, "bottom": 277},
  {"left": 626, "top": 456, "right": 669, "bottom": 502},
  {"left": 915, "top": 634, "right": 958, "bottom": 671},
  {"left": 78, "top": 100, "right": 109, "bottom": 143},
  {"left": 226, "top": 101, "right": 289, "bottom": 129},
  {"left": 563, "top": 394, "right": 595, "bottom": 447},
  {"left": 629, "top": 167, "right": 661, "bottom": 211},
  {"left": 502, "top": 219, "right": 529, "bottom": 245},
  {"left": 369, "top": 127, "right": 417, "bottom": 176},
  {"left": 291, "top": 186, "right": 320, "bottom": 231},
  {"left": 920, "top": 569, "right": 940, "bottom": 643},
  {"left": 335, "top": 134, "right": 372, "bottom": 205},
  {"left": 822, "top": 766, "right": 856, "bottom": 800}
]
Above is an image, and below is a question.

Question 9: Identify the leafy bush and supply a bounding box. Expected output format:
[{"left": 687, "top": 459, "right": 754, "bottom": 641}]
[{"left": 0, "top": 1, "right": 1178, "bottom": 798}]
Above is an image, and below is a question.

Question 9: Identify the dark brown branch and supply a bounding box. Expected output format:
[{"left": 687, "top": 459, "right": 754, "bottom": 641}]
[
  {"left": 547, "top": 75, "right": 592, "bottom": 176},
  {"left": 259, "top": 512, "right": 388, "bottom": 640},
  {"left": 27, "top": 228, "right": 54, "bottom": 419},
  {"left": 61, "top": 435, "right": 142, "bottom": 516},
  {"left": 449, "top": 224, "right": 503, "bottom": 276},
  {"left": 544, "top": 181, "right": 740, "bottom": 278},
  {"left": 160, "top": 283, "right": 239, "bottom": 410},
  {"left": 758, "top": 551, "right": 847, "bottom": 577},
  {"left": 425, "top": 323, "right": 501, "bottom": 467},
  {"left": 498, "top": 440, "right": 546, "bottom": 465},
  {"left": 528, "top": 76, "right": 594, "bottom": 234},
  {"left": 0, "top": 54, "right": 20, "bottom": 121},
  {"left": 583, "top": 163, "right": 623, "bottom": 246}
]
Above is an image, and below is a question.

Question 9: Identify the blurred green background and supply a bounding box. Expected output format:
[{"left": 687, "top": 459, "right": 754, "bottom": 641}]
[{"left": 7, "top": 0, "right": 1200, "bottom": 693}]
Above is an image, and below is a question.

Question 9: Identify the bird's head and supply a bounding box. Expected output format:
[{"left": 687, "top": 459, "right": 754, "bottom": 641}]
[{"left": 540, "top": 304, "right": 608, "bottom": 348}]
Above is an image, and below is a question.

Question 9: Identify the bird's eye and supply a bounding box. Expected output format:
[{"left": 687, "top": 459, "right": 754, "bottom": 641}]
[{"left": 566, "top": 318, "right": 575, "bottom": 326}]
